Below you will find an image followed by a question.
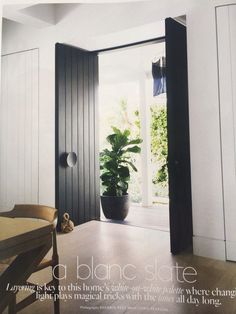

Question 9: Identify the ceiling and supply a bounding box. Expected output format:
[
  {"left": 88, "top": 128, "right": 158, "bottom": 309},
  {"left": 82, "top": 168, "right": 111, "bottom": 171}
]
[
  {"left": 2, "top": 1, "right": 193, "bottom": 29},
  {"left": 1, "top": 1, "right": 194, "bottom": 52},
  {"left": 3, "top": 4, "right": 78, "bottom": 28}
]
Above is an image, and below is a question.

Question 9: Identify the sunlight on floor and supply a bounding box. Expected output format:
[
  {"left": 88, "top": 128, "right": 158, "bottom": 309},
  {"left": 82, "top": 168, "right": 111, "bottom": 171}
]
[{"left": 100, "top": 203, "right": 169, "bottom": 232}]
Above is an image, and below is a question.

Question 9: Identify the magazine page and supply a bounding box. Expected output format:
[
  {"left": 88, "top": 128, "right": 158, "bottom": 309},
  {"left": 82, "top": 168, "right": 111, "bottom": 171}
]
[{"left": 0, "top": 0, "right": 236, "bottom": 313}]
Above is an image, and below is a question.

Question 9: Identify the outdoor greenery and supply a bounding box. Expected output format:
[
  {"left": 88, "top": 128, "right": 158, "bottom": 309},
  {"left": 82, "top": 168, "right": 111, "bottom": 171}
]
[
  {"left": 100, "top": 96, "right": 168, "bottom": 201},
  {"left": 119, "top": 99, "right": 141, "bottom": 138},
  {"left": 119, "top": 101, "right": 168, "bottom": 190},
  {"left": 150, "top": 104, "right": 168, "bottom": 188},
  {"left": 100, "top": 127, "right": 142, "bottom": 196},
  {"left": 118, "top": 100, "right": 142, "bottom": 201}
]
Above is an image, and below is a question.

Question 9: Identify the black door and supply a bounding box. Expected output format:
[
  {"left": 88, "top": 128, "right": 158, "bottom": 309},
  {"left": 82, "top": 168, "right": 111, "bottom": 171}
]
[
  {"left": 165, "top": 18, "right": 193, "bottom": 254},
  {"left": 55, "top": 43, "right": 100, "bottom": 226}
]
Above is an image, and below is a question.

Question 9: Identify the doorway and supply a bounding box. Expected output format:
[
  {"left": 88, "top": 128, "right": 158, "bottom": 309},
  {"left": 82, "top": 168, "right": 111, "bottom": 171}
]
[
  {"left": 55, "top": 18, "right": 193, "bottom": 255},
  {"left": 98, "top": 41, "right": 169, "bottom": 231}
]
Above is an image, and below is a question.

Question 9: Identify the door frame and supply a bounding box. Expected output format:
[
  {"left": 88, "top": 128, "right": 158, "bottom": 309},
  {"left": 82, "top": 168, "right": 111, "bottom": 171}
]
[{"left": 55, "top": 27, "right": 193, "bottom": 253}]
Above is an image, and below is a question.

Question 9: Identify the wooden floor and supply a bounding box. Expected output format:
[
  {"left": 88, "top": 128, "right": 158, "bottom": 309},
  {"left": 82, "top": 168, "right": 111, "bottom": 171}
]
[{"left": 11, "top": 221, "right": 236, "bottom": 314}]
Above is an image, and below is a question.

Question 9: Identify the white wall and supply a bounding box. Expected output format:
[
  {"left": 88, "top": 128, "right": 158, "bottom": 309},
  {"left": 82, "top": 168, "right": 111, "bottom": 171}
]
[
  {"left": 216, "top": 4, "right": 236, "bottom": 261},
  {"left": 1, "top": 0, "right": 234, "bottom": 260},
  {"left": 0, "top": 4, "right": 169, "bottom": 209},
  {"left": 187, "top": 2, "right": 226, "bottom": 260},
  {"left": 1, "top": 49, "right": 39, "bottom": 209},
  {"left": 187, "top": 0, "right": 236, "bottom": 260},
  {"left": 1, "top": 20, "right": 56, "bottom": 207}
]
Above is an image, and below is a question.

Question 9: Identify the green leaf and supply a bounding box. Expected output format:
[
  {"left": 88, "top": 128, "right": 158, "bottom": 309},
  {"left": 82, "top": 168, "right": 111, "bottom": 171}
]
[
  {"left": 104, "top": 160, "right": 118, "bottom": 172},
  {"left": 123, "top": 129, "right": 131, "bottom": 137},
  {"left": 118, "top": 166, "right": 130, "bottom": 178},
  {"left": 125, "top": 138, "right": 142, "bottom": 146},
  {"left": 100, "top": 149, "right": 111, "bottom": 157},
  {"left": 121, "top": 160, "right": 138, "bottom": 172},
  {"left": 106, "top": 134, "right": 117, "bottom": 145},
  {"left": 100, "top": 172, "right": 113, "bottom": 181},
  {"left": 111, "top": 126, "right": 121, "bottom": 134},
  {"left": 99, "top": 125, "right": 142, "bottom": 196},
  {"left": 124, "top": 146, "right": 141, "bottom": 154}
]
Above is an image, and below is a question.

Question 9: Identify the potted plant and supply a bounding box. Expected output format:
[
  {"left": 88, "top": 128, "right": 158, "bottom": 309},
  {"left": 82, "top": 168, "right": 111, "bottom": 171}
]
[{"left": 100, "top": 127, "right": 142, "bottom": 220}]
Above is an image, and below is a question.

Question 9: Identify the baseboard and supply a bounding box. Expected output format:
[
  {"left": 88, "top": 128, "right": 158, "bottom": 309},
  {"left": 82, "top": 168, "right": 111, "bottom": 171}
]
[{"left": 193, "top": 236, "right": 226, "bottom": 261}]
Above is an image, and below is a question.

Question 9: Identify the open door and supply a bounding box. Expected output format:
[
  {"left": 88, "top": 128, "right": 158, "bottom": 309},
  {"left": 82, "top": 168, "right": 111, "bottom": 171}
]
[
  {"left": 165, "top": 18, "right": 193, "bottom": 254},
  {"left": 55, "top": 43, "right": 100, "bottom": 226}
]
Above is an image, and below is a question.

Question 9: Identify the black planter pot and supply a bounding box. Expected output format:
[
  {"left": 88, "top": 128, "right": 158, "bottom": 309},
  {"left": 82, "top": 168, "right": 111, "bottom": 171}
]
[{"left": 101, "top": 194, "right": 130, "bottom": 220}]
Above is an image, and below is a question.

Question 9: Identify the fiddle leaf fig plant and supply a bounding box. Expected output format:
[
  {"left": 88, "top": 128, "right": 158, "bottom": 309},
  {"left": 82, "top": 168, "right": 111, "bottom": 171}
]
[{"left": 100, "top": 127, "right": 142, "bottom": 196}]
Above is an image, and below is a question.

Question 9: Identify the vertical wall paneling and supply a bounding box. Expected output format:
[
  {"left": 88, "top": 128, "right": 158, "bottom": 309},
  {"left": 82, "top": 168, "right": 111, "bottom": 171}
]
[
  {"left": 18, "top": 52, "right": 25, "bottom": 203},
  {"left": 77, "top": 51, "right": 85, "bottom": 224},
  {"left": 83, "top": 53, "right": 90, "bottom": 223},
  {"left": 65, "top": 46, "right": 73, "bottom": 220},
  {"left": 0, "top": 56, "right": 7, "bottom": 206},
  {"left": 216, "top": 5, "right": 236, "bottom": 261},
  {"left": 31, "top": 50, "right": 39, "bottom": 202},
  {"left": 56, "top": 45, "right": 66, "bottom": 217},
  {"left": 0, "top": 49, "right": 39, "bottom": 210},
  {"left": 89, "top": 55, "right": 95, "bottom": 217},
  {"left": 56, "top": 43, "right": 100, "bottom": 226},
  {"left": 71, "top": 49, "right": 79, "bottom": 224}
]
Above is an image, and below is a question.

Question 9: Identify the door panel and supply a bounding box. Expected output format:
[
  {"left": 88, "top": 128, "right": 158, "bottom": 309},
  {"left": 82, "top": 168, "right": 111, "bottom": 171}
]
[
  {"left": 165, "top": 18, "right": 193, "bottom": 254},
  {"left": 55, "top": 43, "right": 100, "bottom": 226}
]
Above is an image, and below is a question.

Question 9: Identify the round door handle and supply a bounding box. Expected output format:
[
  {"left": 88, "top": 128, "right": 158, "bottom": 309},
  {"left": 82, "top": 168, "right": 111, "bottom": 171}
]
[{"left": 66, "top": 152, "right": 77, "bottom": 167}]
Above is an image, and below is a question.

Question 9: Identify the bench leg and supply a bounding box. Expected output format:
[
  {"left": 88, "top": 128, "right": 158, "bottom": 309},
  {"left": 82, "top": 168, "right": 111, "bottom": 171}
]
[{"left": 8, "top": 294, "right": 16, "bottom": 314}]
